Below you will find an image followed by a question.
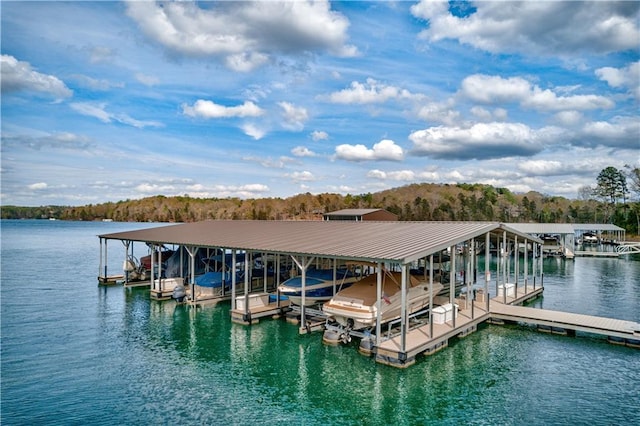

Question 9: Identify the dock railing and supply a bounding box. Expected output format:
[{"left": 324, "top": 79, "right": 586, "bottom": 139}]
[{"left": 617, "top": 241, "right": 640, "bottom": 255}]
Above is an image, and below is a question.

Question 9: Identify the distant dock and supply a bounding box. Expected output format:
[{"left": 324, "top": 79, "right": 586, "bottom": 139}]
[{"left": 574, "top": 250, "right": 619, "bottom": 258}]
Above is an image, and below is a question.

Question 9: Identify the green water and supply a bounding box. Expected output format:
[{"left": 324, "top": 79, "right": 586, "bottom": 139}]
[{"left": 1, "top": 220, "right": 639, "bottom": 425}]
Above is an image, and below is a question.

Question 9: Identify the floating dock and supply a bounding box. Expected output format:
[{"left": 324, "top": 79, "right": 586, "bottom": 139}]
[
  {"left": 230, "top": 293, "right": 291, "bottom": 325},
  {"left": 375, "top": 285, "right": 544, "bottom": 368},
  {"left": 490, "top": 303, "right": 640, "bottom": 346},
  {"left": 373, "top": 285, "right": 639, "bottom": 367},
  {"left": 574, "top": 250, "right": 619, "bottom": 258},
  {"left": 97, "top": 220, "right": 638, "bottom": 370}
]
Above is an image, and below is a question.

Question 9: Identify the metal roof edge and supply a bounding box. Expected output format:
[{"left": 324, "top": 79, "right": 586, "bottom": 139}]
[{"left": 499, "top": 223, "right": 544, "bottom": 244}]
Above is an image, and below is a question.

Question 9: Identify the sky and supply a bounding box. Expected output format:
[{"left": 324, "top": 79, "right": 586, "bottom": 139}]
[{"left": 1, "top": 1, "right": 639, "bottom": 207}]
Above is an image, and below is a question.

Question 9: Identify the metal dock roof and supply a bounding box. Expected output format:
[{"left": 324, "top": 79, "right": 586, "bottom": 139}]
[
  {"left": 571, "top": 223, "right": 625, "bottom": 232},
  {"left": 99, "top": 220, "right": 541, "bottom": 264},
  {"left": 506, "top": 223, "right": 576, "bottom": 235}
]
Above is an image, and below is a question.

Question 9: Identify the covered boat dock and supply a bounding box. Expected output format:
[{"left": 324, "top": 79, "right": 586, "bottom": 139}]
[{"left": 99, "top": 220, "right": 545, "bottom": 366}]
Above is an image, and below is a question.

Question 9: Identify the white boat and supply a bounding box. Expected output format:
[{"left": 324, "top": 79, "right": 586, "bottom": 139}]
[
  {"left": 277, "top": 267, "right": 362, "bottom": 306},
  {"left": 582, "top": 232, "right": 599, "bottom": 245},
  {"left": 322, "top": 269, "right": 444, "bottom": 331}
]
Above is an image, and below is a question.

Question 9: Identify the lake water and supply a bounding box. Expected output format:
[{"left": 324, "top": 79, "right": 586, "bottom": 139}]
[{"left": 1, "top": 220, "right": 639, "bottom": 425}]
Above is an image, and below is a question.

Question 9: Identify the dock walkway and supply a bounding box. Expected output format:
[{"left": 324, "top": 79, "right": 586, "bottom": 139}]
[
  {"left": 574, "top": 250, "right": 619, "bottom": 258},
  {"left": 490, "top": 303, "right": 640, "bottom": 342},
  {"left": 375, "top": 285, "right": 640, "bottom": 368}
]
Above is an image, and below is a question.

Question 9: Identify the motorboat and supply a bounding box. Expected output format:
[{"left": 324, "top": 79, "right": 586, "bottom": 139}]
[
  {"left": 581, "top": 232, "right": 599, "bottom": 245},
  {"left": 277, "top": 267, "right": 362, "bottom": 306},
  {"left": 322, "top": 269, "right": 444, "bottom": 332}
]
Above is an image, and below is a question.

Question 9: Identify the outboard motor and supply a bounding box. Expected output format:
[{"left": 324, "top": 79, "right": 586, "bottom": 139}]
[{"left": 172, "top": 284, "right": 186, "bottom": 303}]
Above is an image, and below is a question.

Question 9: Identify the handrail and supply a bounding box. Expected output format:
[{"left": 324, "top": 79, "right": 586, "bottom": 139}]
[{"left": 616, "top": 241, "right": 640, "bottom": 254}]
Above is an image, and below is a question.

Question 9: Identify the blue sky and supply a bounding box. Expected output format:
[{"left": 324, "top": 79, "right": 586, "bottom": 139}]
[{"left": 2, "top": 1, "right": 639, "bottom": 207}]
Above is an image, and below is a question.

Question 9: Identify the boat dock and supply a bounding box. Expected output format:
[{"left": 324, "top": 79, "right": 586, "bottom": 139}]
[
  {"left": 375, "top": 285, "right": 544, "bottom": 367},
  {"left": 97, "top": 219, "right": 638, "bottom": 370},
  {"left": 375, "top": 286, "right": 639, "bottom": 368}
]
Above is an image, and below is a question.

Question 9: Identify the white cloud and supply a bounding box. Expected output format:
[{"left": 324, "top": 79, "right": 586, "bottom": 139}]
[
  {"left": 70, "top": 102, "right": 163, "bottom": 128},
  {"left": 241, "top": 123, "right": 267, "bottom": 140},
  {"left": 417, "top": 101, "right": 460, "bottom": 125},
  {"left": 237, "top": 183, "right": 269, "bottom": 193},
  {"left": 325, "top": 78, "right": 421, "bottom": 104},
  {"left": 288, "top": 171, "right": 315, "bottom": 182},
  {"left": 311, "top": 130, "right": 329, "bottom": 141},
  {"left": 578, "top": 116, "right": 640, "bottom": 149},
  {"left": 517, "top": 160, "right": 564, "bottom": 176},
  {"left": 182, "top": 100, "right": 264, "bottom": 119},
  {"left": 335, "top": 139, "right": 404, "bottom": 162},
  {"left": 3, "top": 132, "right": 92, "bottom": 151},
  {"left": 88, "top": 46, "right": 115, "bottom": 64},
  {"left": 70, "top": 102, "right": 111, "bottom": 123},
  {"left": 28, "top": 182, "right": 48, "bottom": 190},
  {"left": 71, "top": 74, "right": 124, "bottom": 91},
  {"left": 132, "top": 180, "right": 270, "bottom": 199},
  {"left": 1, "top": 55, "right": 72, "bottom": 100},
  {"left": 469, "top": 106, "right": 508, "bottom": 122},
  {"left": 125, "top": 0, "right": 357, "bottom": 72},
  {"left": 135, "top": 73, "right": 160, "bottom": 87},
  {"left": 411, "top": 1, "right": 640, "bottom": 56},
  {"left": 470, "top": 106, "right": 492, "bottom": 121},
  {"left": 409, "top": 122, "right": 552, "bottom": 160},
  {"left": 460, "top": 74, "right": 614, "bottom": 111},
  {"left": 278, "top": 101, "right": 308, "bottom": 131},
  {"left": 243, "top": 155, "right": 294, "bottom": 168},
  {"left": 367, "top": 169, "right": 387, "bottom": 179},
  {"left": 596, "top": 60, "right": 640, "bottom": 98},
  {"left": 135, "top": 183, "right": 176, "bottom": 194},
  {"left": 291, "top": 146, "right": 317, "bottom": 157},
  {"left": 224, "top": 52, "right": 269, "bottom": 73},
  {"left": 554, "top": 111, "right": 583, "bottom": 126},
  {"left": 367, "top": 169, "right": 416, "bottom": 181}
]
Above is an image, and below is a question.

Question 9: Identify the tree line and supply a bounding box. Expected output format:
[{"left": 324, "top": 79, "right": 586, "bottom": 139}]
[{"left": 3, "top": 166, "right": 639, "bottom": 235}]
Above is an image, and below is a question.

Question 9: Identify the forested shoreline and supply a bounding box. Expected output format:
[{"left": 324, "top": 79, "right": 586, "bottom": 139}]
[{"left": 3, "top": 174, "right": 639, "bottom": 236}]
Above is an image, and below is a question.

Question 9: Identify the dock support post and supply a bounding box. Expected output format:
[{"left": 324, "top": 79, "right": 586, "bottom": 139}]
[
  {"left": 99, "top": 238, "right": 104, "bottom": 280},
  {"left": 495, "top": 233, "right": 500, "bottom": 300},
  {"left": 122, "top": 240, "right": 130, "bottom": 284},
  {"left": 185, "top": 246, "right": 197, "bottom": 305},
  {"left": 470, "top": 239, "right": 475, "bottom": 319},
  {"left": 375, "top": 262, "right": 382, "bottom": 347},
  {"left": 276, "top": 254, "right": 281, "bottom": 309},
  {"left": 333, "top": 258, "right": 337, "bottom": 298},
  {"left": 429, "top": 255, "right": 434, "bottom": 339},
  {"left": 231, "top": 250, "right": 237, "bottom": 310},
  {"left": 400, "top": 264, "right": 407, "bottom": 354},
  {"left": 524, "top": 238, "right": 528, "bottom": 294},
  {"left": 150, "top": 244, "right": 155, "bottom": 293},
  {"left": 485, "top": 232, "right": 490, "bottom": 313},
  {"left": 244, "top": 251, "right": 250, "bottom": 318},
  {"left": 502, "top": 231, "right": 507, "bottom": 304},
  {"left": 291, "top": 256, "right": 314, "bottom": 333},
  {"left": 514, "top": 235, "right": 519, "bottom": 298},
  {"left": 301, "top": 260, "right": 306, "bottom": 325},
  {"left": 450, "top": 246, "right": 456, "bottom": 328},
  {"left": 104, "top": 239, "right": 108, "bottom": 279},
  {"left": 262, "top": 252, "right": 267, "bottom": 293}
]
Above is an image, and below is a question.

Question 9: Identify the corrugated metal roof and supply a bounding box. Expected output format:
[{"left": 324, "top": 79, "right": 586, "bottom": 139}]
[
  {"left": 99, "top": 220, "right": 542, "bottom": 264},
  {"left": 324, "top": 209, "right": 386, "bottom": 216},
  {"left": 506, "top": 223, "right": 576, "bottom": 235},
  {"left": 572, "top": 223, "right": 625, "bottom": 232}
]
